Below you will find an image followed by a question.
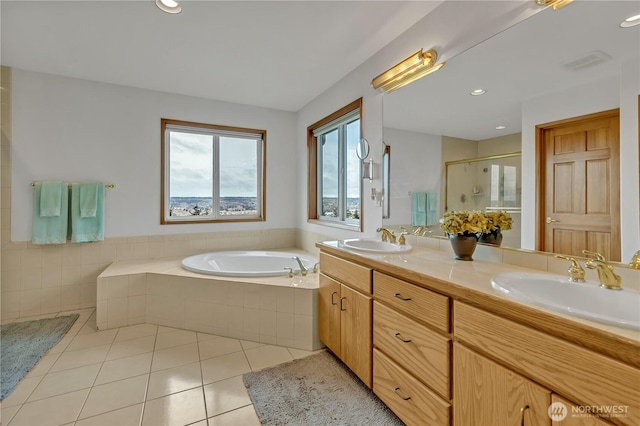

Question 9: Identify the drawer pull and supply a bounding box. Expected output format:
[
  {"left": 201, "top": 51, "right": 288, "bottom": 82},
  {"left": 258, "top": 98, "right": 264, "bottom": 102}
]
[
  {"left": 394, "top": 293, "right": 412, "bottom": 301},
  {"left": 331, "top": 291, "right": 338, "bottom": 305},
  {"left": 394, "top": 332, "right": 412, "bottom": 343},
  {"left": 340, "top": 297, "right": 347, "bottom": 311},
  {"left": 520, "top": 405, "right": 530, "bottom": 426},
  {"left": 394, "top": 387, "right": 411, "bottom": 401}
]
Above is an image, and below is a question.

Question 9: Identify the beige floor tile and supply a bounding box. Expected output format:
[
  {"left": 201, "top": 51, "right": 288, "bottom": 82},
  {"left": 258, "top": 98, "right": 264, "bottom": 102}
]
[
  {"left": 288, "top": 347, "right": 324, "bottom": 359},
  {"left": 49, "top": 344, "right": 111, "bottom": 373},
  {"left": 146, "top": 361, "right": 203, "bottom": 400},
  {"left": 28, "top": 363, "right": 101, "bottom": 402},
  {"left": 151, "top": 343, "right": 199, "bottom": 372},
  {"left": 208, "top": 405, "right": 261, "bottom": 426},
  {"left": 106, "top": 335, "right": 156, "bottom": 361},
  {"left": 75, "top": 403, "right": 143, "bottom": 426},
  {"left": 155, "top": 329, "right": 197, "bottom": 351},
  {"left": 240, "top": 340, "right": 264, "bottom": 350},
  {"left": 203, "top": 376, "right": 253, "bottom": 417},
  {"left": 26, "top": 352, "right": 61, "bottom": 377},
  {"left": 198, "top": 336, "right": 242, "bottom": 360},
  {"left": 1, "top": 376, "right": 43, "bottom": 407},
  {"left": 78, "top": 375, "right": 148, "bottom": 420},
  {"left": 189, "top": 421, "right": 208, "bottom": 426},
  {"left": 141, "top": 387, "right": 206, "bottom": 426},
  {"left": 197, "top": 332, "right": 220, "bottom": 342},
  {"left": 66, "top": 329, "right": 117, "bottom": 351},
  {"left": 0, "top": 404, "right": 21, "bottom": 425},
  {"left": 94, "top": 352, "right": 153, "bottom": 385},
  {"left": 157, "top": 326, "right": 180, "bottom": 334},
  {"left": 9, "top": 388, "right": 89, "bottom": 426},
  {"left": 244, "top": 345, "right": 293, "bottom": 371},
  {"left": 201, "top": 352, "right": 251, "bottom": 385},
  {"left": 114, "top": 324, "right": 158, "bottom": 342}
]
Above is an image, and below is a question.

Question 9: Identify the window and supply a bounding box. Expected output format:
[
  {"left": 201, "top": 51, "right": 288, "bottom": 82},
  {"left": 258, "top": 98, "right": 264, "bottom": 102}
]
[
  {"left": 307, "top": 99, "right": 362, "bottom": 228},
  {"left": 161, "top": 119, "right": 266, "bottom": 224}
]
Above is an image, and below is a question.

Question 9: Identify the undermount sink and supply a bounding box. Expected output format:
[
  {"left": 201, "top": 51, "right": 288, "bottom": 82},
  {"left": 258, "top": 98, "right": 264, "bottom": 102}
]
[
  {"left": 491, "top": 272, "right": 640, "bottom": 330},
  {"left": 341, "top": 239, "right": 412, "bottom": 254}
]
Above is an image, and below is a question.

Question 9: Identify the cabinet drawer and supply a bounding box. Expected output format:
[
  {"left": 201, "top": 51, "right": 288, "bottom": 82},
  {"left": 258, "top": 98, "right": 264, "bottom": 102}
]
[
  {"left": 374, "top": 271, "right": 449, "bottom": 333},
  {"left": 454, "top": 302, "right": 640, "bottom": 426},
  {"left": 373, "top": 348, "right": 450, "bottom": 426},
  {"left": 374, "top": 301, "right": 450, "bottom": 399},
  {"left": 320, "top": 252, "right": 372, "bottom": 294}
]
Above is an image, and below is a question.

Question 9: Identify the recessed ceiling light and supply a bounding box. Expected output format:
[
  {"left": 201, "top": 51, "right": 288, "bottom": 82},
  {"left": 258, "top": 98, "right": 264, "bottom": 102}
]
[
  {"left": 156, "top": 0, "right": 182, "bottom": 14},
  {"left": 495, "top": 125, "right": 507, "bottom": 130},
  {"left": 470, "top": 89, "right": 487, "bottom": 96},
  {"left": 620, "top": 13, "right": 640, "bottom": 28}
]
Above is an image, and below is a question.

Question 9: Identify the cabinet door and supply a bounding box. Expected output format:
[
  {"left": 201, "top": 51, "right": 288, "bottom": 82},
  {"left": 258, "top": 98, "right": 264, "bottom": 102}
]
[
  {"left": 551, "top": 395, "right": 613, "bottom": 426},
  {"left": 453, "top": 343, "right": 551, "bottom": 426},
  {"left": 340, "top": 284, "right": 372, "bottom": 387},
  {"left": 318, "top": 274, "right": 341, "bottom": 355}
]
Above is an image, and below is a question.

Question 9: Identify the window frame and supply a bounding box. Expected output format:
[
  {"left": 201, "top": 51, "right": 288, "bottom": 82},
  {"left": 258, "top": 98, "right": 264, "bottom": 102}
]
[
  {"left": 160, "top": 118, "right": 266, "bottom": 224},
  {"left": 307, "top": 98, "right": 363, "bottom": 230}
]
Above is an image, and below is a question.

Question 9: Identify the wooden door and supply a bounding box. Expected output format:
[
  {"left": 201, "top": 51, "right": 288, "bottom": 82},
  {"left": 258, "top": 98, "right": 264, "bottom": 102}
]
[
  {"left": 551, "top": 395, "right": 613, "bottom": 426},
  {"left": 539, "top": 110, "right": 620, "bottom": 261},
  {"left": 318, "top": 274, "right": 341, "bottom": 356},
  {"left": 340, "top": 284, "right": 372, "bottom": 387},
  {"left": 453, "top": 343, "right": 551, "bottom": 426}
]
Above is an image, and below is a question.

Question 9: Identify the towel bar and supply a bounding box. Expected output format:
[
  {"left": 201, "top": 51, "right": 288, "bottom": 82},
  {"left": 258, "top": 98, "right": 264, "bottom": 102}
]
[{"left": 31, "top": 182, "right": 115, "bottom": 189}]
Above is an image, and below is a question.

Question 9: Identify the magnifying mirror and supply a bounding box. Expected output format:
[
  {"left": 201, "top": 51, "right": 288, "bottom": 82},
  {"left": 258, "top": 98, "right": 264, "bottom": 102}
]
[{"left": 356, "top": 138, "right": 370, "bottom": 160}]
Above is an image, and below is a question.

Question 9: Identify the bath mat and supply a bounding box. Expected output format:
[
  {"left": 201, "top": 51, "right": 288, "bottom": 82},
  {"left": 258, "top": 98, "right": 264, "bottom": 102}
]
[
  {"left": 1, "top": 314, "right": 79, "bottom": 400},
  {"left": 243, "top": 350, "right": 403, "bottom": 426}
]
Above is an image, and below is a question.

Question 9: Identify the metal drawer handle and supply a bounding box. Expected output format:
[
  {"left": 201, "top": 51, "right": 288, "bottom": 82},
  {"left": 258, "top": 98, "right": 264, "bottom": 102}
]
[
  {"left": 394, "top": 293, "right": 411, "bottom": 301},
  {"left": 394, "top": 387, "right": 411, "bottom": 401},
  {"left": 331, "top": 291, "right": 338, "bottom": 305},
  {"left": 520, "top": 405, "right": 530, "bottom": 426},
  {"left": 340, "top": 297, "right": 347, "bottom": 311},
  {"left": 394, "top": 332, "right": 412, "bottom": 343}
]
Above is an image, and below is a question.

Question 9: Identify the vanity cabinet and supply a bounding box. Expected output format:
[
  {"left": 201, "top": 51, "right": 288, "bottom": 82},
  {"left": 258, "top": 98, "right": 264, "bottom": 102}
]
[
  {"left": 453, "top": 342, "right": 551, "bottom": 425},
  {"left": 551, "top": 395, "right": 614, "bottom": 426},
  {"left": 318, "top": 253, "right": 373, "bottom": 387},
  {"left": 372, "top": 271, "right": 452, "bottom": 426}
]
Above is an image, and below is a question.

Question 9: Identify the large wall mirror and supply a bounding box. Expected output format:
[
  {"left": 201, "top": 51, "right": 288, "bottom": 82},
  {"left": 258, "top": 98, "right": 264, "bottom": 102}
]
[{"left": 382, "top": 1, "right": 639, "bottom": 264}]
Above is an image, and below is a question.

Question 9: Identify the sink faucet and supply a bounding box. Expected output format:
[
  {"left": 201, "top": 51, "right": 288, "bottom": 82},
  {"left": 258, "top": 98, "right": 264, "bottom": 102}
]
[
  {"left": 582, "top": 250, "right": 622, "bottom": 290},
  {"left": 292, "top": 256, "right": 308, "bottom": 276},
  {"left": 630, "top": 250, "right": 640, "bottom": 269},
  {"left": 376, "top": 228, "right": 397, "bottom": 244},
  {"left": 554, "top": 255, "right": 585, "bottom": 282}
]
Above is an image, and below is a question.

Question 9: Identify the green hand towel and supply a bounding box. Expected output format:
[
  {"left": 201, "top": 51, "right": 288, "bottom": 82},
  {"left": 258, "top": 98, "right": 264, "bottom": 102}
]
[
  {"left": 412, "top": 192, "right": 427, "bottom": 226},
  {"left": 39, "top": 181, "right": 63, "bottom": 217},
  {"left": 32, "top": 182, "right": 68, "bottom": 244},
  {"left": 79, "top": 183, "right": 99, "bottom": 218},
  {"left": 70, "top": 183, "right": 105, "bottom": 243}
]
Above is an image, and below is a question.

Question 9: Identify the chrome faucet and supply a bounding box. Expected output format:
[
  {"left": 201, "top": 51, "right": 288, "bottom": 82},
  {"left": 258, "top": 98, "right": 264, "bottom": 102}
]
[
  {"left": 554, "top": 255, "right": 585, "bottom": 282},
  {"left": 292, "top": 256, "right": 308, "bottom": 276},
  {"left": 582, "top": 250, "right": 622, "bottom": 290},
  {"left": 630, "top": 250, "right": 640, "bottom": 269},
  {"left": 376, "top": 227, "right": 397, "bottom": 244}
]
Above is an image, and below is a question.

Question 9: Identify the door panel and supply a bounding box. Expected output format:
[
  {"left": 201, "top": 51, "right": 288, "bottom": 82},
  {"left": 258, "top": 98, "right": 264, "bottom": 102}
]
[
  {"left": 541, "top": 111, "right": 620, "bottom": 261},
  {"left": 318, "top": 274, "right": 341, "bottom": 355}
]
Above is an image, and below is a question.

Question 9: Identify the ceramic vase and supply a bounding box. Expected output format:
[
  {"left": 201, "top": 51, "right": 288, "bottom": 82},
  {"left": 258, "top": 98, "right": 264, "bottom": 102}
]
[
  {"left": 479, "top": 229, "right": 503, "bottom": 246},
  {"left": 449, "top": 234, "right": 478, "bottom": 261}
]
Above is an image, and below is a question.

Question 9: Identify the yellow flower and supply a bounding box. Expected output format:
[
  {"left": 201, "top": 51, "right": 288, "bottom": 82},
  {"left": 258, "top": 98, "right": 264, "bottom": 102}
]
[
  {"left": 440, "top": 210, "right": 490, "bottom": 236},
  {"left": 485, "top": 211, "right": 513, "bottom": 231}
]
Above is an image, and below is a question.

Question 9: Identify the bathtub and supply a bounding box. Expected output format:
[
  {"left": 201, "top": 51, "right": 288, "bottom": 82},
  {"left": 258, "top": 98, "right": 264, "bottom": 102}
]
[{"left": 181, "top": 250, "right": 318, "bottom": 277}]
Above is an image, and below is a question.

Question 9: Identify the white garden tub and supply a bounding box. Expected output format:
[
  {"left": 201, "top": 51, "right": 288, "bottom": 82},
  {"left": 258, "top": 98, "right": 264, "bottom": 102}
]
[{"left": 181, "top": 250, "right": 318, "bottom": 277}]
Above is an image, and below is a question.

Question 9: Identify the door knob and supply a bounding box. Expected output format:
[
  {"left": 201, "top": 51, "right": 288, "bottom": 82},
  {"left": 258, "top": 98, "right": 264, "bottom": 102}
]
[{"left": 546, "top": 217, "right": 558, "bottom": 224}]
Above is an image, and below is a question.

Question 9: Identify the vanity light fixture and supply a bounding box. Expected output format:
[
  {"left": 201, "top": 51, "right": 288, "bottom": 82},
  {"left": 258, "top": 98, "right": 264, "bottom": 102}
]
[
  {"left": 371, "top": 49, "right": 445, "bottom": 93},
  {"left": 620, "top": 14, "right": 640, "bottom": 28},
  {"left": 156, "top": 0, "right": 182, "bottom": 14},
  {"left": 534, "top": 0, "right": 573, "bottom": 11},
  {"left": 470, "top": 89, "right": 487, "bottom": 96}
]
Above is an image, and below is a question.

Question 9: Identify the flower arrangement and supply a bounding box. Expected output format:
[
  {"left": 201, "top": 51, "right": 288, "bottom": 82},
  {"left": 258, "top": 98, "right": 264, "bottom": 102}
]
[
  {"left": 439, "top": 210, "right": 489, "bottom": 236},
  {"left": 485, "top": 211, "right": 513, "bottom": 232}
]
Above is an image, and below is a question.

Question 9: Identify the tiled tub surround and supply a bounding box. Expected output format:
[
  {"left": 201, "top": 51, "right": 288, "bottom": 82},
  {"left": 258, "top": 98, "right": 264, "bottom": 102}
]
[{"left": 97, "top": 255, "right": 322, "bottom": 351}]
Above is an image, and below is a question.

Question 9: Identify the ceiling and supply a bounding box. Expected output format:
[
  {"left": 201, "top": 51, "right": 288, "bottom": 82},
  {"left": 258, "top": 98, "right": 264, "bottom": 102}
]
[
  {"left": 1, "top": 0, "right": 442, "bottom": 112},
  {"left": 383, "top": 0, "right": 640, "bottom": 141}
]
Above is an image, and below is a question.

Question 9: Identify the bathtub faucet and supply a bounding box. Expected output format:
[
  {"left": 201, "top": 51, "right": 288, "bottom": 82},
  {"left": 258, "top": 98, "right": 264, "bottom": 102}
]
[{"left": 292, "top": 256, "right": 309, "bottom": 276}]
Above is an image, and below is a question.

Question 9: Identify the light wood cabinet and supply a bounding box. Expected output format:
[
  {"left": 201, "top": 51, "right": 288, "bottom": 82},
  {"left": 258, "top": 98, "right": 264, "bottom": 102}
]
[
  {"left": 453, "top": 342, "right": 551, "bottom": 426},
  {"left": 318, "top": 253, "right": 372, "bottom": 387},
  {"left": 551, "top": 395, "right": 614, "bottom": 426}
]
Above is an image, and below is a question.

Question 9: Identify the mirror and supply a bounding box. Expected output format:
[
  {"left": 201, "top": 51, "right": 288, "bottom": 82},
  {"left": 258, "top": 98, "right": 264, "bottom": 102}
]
[
  {"left": 382, "top": 1, "right": 639, "bottom": 262},
  {"left": 356, "top": 138, "right": 370, "bottom": 160}
]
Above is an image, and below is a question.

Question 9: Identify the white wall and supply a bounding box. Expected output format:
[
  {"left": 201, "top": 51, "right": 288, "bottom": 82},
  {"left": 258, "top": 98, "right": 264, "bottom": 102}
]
[
  {"left": 382, "top": 127, "right": 441, "bottom": 226},
  {"left": 521, "top": 72, "right": 639, "bottom": 260},
  {"left": 11, "top": 69, "right": 297, "bottom": 240}
]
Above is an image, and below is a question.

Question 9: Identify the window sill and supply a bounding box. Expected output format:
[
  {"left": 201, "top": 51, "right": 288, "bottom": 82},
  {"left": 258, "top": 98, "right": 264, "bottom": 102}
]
[{"left": 307, "top": 219, "right": 362, "bottom": 232}]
